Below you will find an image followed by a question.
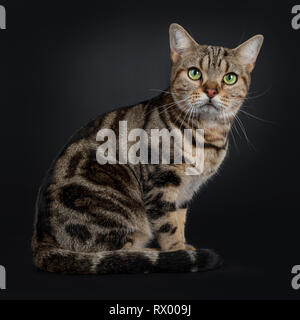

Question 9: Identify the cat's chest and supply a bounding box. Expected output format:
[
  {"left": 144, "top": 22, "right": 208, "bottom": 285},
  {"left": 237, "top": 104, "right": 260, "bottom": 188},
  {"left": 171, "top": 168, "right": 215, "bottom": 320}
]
[{"left": 176, "top": 147, "right": 227, "bottom": 206}]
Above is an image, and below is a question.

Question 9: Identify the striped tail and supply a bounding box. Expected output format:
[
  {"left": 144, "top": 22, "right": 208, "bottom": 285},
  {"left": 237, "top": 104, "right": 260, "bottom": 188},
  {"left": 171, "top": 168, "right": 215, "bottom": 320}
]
[{"left": 33, "top": 247, "right": 223, "bottom": 274}]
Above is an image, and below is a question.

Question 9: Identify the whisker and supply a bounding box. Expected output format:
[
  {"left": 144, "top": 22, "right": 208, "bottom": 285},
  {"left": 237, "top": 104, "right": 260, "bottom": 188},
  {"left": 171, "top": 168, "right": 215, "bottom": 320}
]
[
  {"left": 239, "top": 109, "right": 278, "bottom": 126},
  {"left": 232, "top": 121, "right": 241, "bottom": 138},
  {"left": 244, "top": 86, "right": 272, "bottom": 100},
  {"left": 156, "top": 97, "right": 191, "bottom": 116},
  {"left": 144, "top": 97, "right": 189, "bottom": 116},
  {"left": 148, "top": 88, "right": 174, "bottom": 95},
  {"left": 223, "top": 110, "right": 239, "bottom": 153},
  {"left": 179, "top": 104, "right": 192, "bottom": 131},
  {"left": 173, "top": 104, "right": 189, "bottom": 128},
  {"left": 187, "top": 105, "right": 194, "bottom": 130},
  {"left": 230, "top": 127, "right": 239, "bottom": 153},
  {"left": 234, "top": 114, "right": 257, "bottom": 151}
]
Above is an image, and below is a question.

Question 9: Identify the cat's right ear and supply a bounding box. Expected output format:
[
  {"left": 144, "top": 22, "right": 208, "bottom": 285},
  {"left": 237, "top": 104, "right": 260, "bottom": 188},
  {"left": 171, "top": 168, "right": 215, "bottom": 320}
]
[{"left": 169, "top": 23, "right": 197, "bottom": 63}]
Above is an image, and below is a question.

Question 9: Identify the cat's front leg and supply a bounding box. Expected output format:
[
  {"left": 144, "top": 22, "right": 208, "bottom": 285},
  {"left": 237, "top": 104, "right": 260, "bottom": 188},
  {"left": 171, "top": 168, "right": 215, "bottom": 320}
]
[
  {"left": 146, "top": 191, "right": 187, "bottom": 251},
  {"left": 154, "top": 210, "right": 186, "bottom": 251},
  {"left": 177, "top": 207, "right": 196, "bottom": 251}
]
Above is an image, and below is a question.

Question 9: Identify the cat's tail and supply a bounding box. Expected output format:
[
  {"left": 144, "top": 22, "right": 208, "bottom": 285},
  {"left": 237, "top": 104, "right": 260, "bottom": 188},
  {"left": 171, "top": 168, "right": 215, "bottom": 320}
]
[{"left": 33, "top": 246, "right": 223, "bottom": 274}]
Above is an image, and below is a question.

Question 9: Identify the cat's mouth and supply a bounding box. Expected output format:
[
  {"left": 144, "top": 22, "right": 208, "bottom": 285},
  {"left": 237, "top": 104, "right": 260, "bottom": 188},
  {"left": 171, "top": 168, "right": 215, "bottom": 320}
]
[
  {"left": 198, "top": 102, "right": 220, "bottom": 111},
  {"left": 204, "top": 102, "right": 218, "bottom": 108}
]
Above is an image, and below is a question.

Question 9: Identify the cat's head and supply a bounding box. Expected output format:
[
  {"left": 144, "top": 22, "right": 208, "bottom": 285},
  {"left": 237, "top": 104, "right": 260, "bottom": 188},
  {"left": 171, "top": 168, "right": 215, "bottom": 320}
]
[{"left": 169, "top": 23, "right": 263, "bottom": 122}]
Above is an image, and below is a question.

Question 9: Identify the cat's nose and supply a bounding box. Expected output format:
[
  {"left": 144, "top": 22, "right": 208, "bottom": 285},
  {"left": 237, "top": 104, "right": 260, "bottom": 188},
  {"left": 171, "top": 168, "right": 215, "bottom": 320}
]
[{"left": 205, "top": 88, "right": 217, "bottom": 98}]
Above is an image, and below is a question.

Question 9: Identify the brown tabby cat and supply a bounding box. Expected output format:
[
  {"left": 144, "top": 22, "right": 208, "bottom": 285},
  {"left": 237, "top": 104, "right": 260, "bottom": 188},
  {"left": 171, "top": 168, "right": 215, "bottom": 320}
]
[{"left": 32, "top": 24, "right": 263, "bottom": 274}]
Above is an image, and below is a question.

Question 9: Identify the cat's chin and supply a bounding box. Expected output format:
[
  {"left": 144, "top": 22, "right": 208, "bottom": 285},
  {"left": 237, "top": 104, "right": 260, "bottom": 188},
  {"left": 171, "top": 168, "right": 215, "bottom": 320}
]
[{"left": 195, "top": 104, "right": 221, "bottom": 120}]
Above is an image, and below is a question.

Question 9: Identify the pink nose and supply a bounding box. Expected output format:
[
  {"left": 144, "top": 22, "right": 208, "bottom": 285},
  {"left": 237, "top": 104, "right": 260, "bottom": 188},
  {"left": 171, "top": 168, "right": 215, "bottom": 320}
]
[{"left": 205, "top": 89, "right": 217, "bottom": 98}]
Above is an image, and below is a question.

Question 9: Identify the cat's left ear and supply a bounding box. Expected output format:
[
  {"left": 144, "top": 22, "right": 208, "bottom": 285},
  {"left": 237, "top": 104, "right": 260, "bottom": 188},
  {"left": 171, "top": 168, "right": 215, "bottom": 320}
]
[
  {"left": 234, "top": 35, "right": 264, "bottom": 72},
  {"left": 169, "top": 23, "right": 198, "bottom": 63}
]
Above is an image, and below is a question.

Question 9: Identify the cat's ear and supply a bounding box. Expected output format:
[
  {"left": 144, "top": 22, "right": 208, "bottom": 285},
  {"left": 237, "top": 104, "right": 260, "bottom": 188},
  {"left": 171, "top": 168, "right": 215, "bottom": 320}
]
[
  {"left": 169, "top": 23, "right": 198, "bottom": 63},
  {"left": 234, "top": 35, "right": 264, "bottom": 72}
]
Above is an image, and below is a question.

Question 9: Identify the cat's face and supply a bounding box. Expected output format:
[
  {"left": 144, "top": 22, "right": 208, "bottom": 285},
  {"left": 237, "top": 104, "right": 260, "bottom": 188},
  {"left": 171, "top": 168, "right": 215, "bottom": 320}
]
[{"left": 169, "top": 24, "right": 263, "bottom": 122}]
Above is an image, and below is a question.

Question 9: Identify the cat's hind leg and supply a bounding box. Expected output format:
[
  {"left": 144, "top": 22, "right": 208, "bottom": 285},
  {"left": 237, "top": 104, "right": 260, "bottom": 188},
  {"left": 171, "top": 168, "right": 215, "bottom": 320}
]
[{"left": 120, "top": 229, "right": 153, "bottom": 250}]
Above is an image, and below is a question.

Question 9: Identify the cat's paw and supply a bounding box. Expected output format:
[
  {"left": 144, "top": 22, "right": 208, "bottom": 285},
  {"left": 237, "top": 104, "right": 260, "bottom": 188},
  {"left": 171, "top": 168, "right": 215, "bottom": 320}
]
[
  {"left": 185, "top": 244, "right": 197, "bottom": 251},
  {"left": 143, "top": 248, "right": 159, "bottom": 252},
  {"left": 166, "top": 243, "right": 186, "bottom": 251}
]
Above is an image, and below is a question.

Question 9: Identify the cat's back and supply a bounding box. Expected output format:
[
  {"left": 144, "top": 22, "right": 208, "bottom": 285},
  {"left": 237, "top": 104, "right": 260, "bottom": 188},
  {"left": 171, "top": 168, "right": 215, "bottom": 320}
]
[{"left": 32, "top": 102, "right": 148, "bottom": 252}]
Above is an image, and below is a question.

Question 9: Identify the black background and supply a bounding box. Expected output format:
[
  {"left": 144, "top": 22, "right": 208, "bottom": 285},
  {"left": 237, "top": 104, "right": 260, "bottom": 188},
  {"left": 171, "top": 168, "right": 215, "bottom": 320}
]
[{"left": 0, "top": 0, "right": 299, "bottom": 299}]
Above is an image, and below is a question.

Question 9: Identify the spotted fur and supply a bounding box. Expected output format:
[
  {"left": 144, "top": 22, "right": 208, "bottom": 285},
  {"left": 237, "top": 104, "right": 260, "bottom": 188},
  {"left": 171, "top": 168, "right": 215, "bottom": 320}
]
[{"left": 32, "top": 24, "right": 263, "bottom": 274}]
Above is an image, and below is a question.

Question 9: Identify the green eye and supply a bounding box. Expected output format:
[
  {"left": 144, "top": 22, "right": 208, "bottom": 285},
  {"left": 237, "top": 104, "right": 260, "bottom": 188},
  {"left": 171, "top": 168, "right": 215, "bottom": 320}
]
[
  {"left": 188, "top": 68, "right": 202, "bottom": 81},
  {"left": 223, "top": 73, "right": 238, "bottom": 85}
]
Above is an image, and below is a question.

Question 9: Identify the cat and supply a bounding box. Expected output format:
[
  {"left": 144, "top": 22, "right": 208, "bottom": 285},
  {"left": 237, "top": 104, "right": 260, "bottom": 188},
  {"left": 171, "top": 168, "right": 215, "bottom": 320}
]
[{"left": 32, "top": 23, "right": 263, "bottom": 274}]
